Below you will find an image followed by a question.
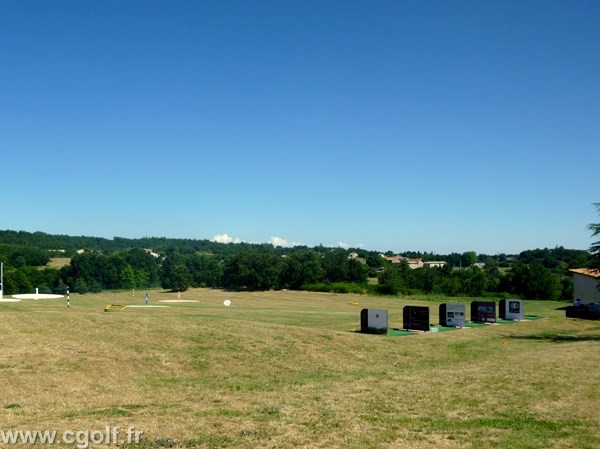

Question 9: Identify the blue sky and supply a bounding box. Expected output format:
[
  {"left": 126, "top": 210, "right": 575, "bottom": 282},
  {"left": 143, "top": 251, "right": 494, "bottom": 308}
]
[{"left": 1, "top": 1, "right": 599, "bottom": 254}]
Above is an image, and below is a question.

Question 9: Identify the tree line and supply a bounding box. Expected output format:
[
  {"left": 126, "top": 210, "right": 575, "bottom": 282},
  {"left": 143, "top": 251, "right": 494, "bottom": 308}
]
[
  {"left": 0, "top": 230, "right": 291, "bottom": 257},
  {"left": 375, "top": 260, "right": 572, "bottom": 300},
  {"left": 0, "top": 240, "right": 592, "bottom": 300},
  {"left": 2, "top": 221, "right": 598, "bottom": 300}
]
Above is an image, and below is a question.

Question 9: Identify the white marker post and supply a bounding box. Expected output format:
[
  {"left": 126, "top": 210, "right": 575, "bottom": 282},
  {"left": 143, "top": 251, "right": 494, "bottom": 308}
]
[
  {"left": 145, "top": 291, "right": 149, "bottom": 305},
  {"left": 0, "top": 262, "right": 3, "bottom": 300},
  {"left": 67, "top": 287, "right": 70, "bottom": 308}
]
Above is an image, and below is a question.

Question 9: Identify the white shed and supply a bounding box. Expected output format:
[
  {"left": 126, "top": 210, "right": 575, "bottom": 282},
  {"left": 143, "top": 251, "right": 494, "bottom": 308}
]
[{"left": 570, "top": 268, "right": 600, "bottom": 304}]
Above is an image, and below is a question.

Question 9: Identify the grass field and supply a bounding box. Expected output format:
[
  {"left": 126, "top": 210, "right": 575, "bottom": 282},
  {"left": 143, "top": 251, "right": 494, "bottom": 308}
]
[
  {"left": 45, "top": 258, "right": 71, "bottom": 269},
  {"left": 1, "top": 289, "right": 599, "bottom": 449}
]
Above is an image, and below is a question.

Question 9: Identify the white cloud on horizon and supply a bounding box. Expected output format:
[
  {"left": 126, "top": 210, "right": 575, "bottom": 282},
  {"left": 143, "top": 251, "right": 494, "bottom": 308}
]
[
  {"left": 215, "top": 233, "right": 367, "bottom": 249},
  {"left": 213, "top": 233, "right": 302, "bottom": 247},
  {"left": 212, "top": 233, "right": 241, "bottom": 244},
  {"left": 269, "top": 236, "right": 303, "bottom": 247},
  {"left": 270, "top": 236, "right": 288, "bottom": 247}
]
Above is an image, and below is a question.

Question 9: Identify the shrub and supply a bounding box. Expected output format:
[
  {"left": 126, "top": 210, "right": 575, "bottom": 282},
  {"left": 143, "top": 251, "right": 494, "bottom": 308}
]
[{"left": 301, "top": 282, "right": 365, "bottom": 294}]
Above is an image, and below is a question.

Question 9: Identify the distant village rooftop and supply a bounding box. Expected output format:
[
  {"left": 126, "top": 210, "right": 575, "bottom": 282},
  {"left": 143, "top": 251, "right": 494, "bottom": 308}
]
[
  {"left": 569, "top": 268, "right": 600, "bottom": 278},
  {"left": 381, "top": 255, "right": 447, "bottom": 269}
]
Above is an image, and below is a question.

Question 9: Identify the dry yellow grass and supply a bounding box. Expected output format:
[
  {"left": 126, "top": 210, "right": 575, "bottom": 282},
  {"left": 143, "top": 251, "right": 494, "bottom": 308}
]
[
  {"left": 0, "top": 289, "right": 598, "bottom": 448},
  {"left": 45, "top": 258, "right": 71, "bottom": 269}
]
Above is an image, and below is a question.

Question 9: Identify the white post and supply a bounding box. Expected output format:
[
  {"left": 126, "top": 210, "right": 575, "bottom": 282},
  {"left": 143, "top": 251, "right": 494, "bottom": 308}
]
[{"left": 0, "top": 262, "right": 3, "bottom": 299}]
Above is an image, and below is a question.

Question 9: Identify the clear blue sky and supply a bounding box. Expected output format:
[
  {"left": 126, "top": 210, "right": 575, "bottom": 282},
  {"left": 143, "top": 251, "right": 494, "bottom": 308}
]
[{"left": 1, "top": 1, "right": 599, "bottom": 254}]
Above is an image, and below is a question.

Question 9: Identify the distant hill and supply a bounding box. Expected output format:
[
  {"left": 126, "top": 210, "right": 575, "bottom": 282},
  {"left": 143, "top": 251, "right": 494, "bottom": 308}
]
[
  {"left": 0, "top": 229, "right": 293, "bottom": 258},
  {"left": 0, "top": 229, "right": 590, "bottom": 268}
]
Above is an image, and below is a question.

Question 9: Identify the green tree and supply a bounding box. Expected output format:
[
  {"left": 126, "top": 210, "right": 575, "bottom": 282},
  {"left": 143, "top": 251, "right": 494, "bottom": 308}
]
[
  {"left": 222, "top": 252, "right": 282, "bottom": 291},
  {"left": 529, "top": 262, "right": 562, "bottom": 300},
  {"left": 135, "top": 269, "right": 149, "bottom": 289},
  {"left": 347, "top": 259, "right": 368, "bottom": 284},
  {"left": 280, "top": 251, "right": 324, "bottom": 290},
  {"left": 365, "top": 252, "right": 386, "bottom": 269},
  {"left": 376, "top": 266, "right": 405, "bottom": 295},
  {"left": 588, "top": 203, "right": 600, "bottom": 274},
  {"left": 483, "top": 256, "right": 499, "bottom": 271},
  {"left": 160, "top": 255, "right": 192, "bottom": 291},
  {"left": 460, "top": 267, "right": 487, "bottom": 297},
  {"left": 122, "top": 248, "right": 161, "bottom": 286},
  {"left": 73, "top": 278, "right": 89, "bottom": 294},
  {"left": 170, "top": 264, "right": 192, "bottom": 291},
  {"left": 508, "top": 261, "right": 562, "bottom": 300},
  {"left": 461, "top": 251, "right": 477, "bottom": 268},
  {"left": 119, "top": 264, "right": 136, "bottom": 290},
  {"left": 322, "top": 250, "right": 349, "bottom": 283},
  {"left": 186, "top": 255, "right": 223, "bottom": 288},
  {"left": 4, "top": 269, "right": 33, "bottom": 294},
  {"left": 104, "top": 254, "right": 126, "bottom": 289},
  {"left": 62, "top": 252, "right": 106, "bottom": 291},
  {"left": 441, "top": 275, "right": 462, "bottom": 296}
]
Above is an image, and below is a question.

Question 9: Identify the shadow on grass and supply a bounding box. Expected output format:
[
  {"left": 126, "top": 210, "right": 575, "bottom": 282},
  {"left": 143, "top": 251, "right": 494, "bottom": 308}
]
[{"left": 509, "top": 333, "right": 600, "bottom": 343}]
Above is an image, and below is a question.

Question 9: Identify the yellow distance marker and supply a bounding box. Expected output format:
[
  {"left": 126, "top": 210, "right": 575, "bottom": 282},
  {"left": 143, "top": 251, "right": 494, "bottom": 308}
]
[{"left": 104, "top": 304, "right": 128, "bottom": 312}]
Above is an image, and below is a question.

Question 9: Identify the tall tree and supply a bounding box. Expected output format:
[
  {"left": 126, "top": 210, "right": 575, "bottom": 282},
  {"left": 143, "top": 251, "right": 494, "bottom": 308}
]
[
  {"left": 119, "top": 264, "right": 136, "bottom": 290},
  {"left": 186, "top": 254, "right": 223, "bottom": 288},
  {"left": 347, "top": 258, "right": 368, "bottom": 284},
  {"left": 222, "top": 252, "right": 282, "bottom": 291},
  {"left": 322, "top": 250, "right": 349, "bottom": 283},
  {"left": 280, "top": 251, "right": 324, "bottom": 289},
  {"left": 589, "top": 203, "right": 600, "bottom": 274},
  {"left": 160, "top": 254, "right": 192, "bottom": 291},
  {"left": 461, "top": 251, "right": 477, "bottom": 268},
  {"left": 377, "top": 266, "right": 405, "bottom": 295}
]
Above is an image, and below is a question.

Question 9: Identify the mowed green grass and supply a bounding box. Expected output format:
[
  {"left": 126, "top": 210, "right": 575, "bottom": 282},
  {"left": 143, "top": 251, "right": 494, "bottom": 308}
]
[{"left": 0, "top": 289, "right": 599, "bottom": 449}]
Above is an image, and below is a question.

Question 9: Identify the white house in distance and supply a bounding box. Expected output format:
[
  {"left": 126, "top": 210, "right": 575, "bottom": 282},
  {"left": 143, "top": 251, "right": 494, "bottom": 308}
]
[
  {"left": 569, "top": 268, "right": 600, "bottom": 304},
  {"left": 423, "top": 261, "right": 448, "bottom": 269},
  {"left": 380, "top": 256, "right": 447, "bottom": 269}
]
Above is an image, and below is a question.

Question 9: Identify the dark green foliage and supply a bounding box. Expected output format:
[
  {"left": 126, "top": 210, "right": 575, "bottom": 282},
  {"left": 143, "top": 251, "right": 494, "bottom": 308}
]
[
  {"left": 3, "top": 269, "right": 33, "bottom": 294},
  {"left": 347, "top": 258, "right": 368, "bottom": 283},
  {"left": 588, "top": 203, "right": 600, "bottom": 274},
  {"left": 57, "top": 249, "right": 162, "bottom": 292},
  {"left": 322, "top": 250, "right": 368, "bottom": 284},
  {"left": 365, "top": 251, "right": 386, "bottom": 269},
  {"left": 119, "top": 264, "right": 137, "bottom": 290},
  {"left": 519, "top": 246, "right": 590, "bottom": 269},
  {"left": 2, "top": 266, "right": 59, "bottom": 295},
  {"left": 0, "top": 229, "right": 592, "bottom": 298},
  {"left": 280, "top": 251, "right": 325, "bottom": 290},
  {"left": 376, "top": 267, "right": 405, "bottom": 295},
  {"left": 122, "top": 248, "right": 161, "bottom": 286},
  {"left": 222, "top": 252, "right": 282, "bottom": 291},
  {"left": 301, "top": 282, "right": 365, "bottom": 294},
  {"left": 186, "top": 254, "right": 223, "bottom": 288},
  {"left": 0, "top": 244, "right": 50, "bottom": 268},
  {"left": 503, "top": 262, "right": 563, "bottom": 300},
  {"left": 457, "top": 267, "right": 487, "bottom": 297},
  {"left": 461, "top": 251, "right": 477, "bottom": 268},
  {"left": 160, "top": 254, "right": 192, "bottom": 291},
  {"left": 322, "top": 250, "right": 350, "bottom": 283},
  {"left": 73, "top": 277, "right": 89, "bottom": 294}
]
